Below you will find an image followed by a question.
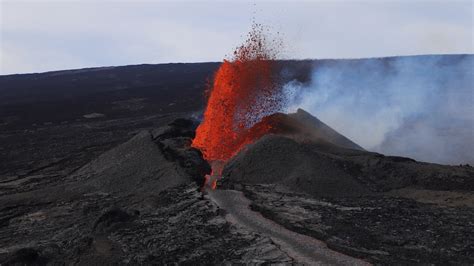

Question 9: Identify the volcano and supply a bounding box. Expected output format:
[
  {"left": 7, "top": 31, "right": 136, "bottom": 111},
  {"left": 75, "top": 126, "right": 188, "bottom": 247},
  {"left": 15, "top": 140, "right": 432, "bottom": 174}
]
[
  {"left": 223, "top": 109, "right": 474, "bottom": 194},
  {"left": 242, "top": 108, "right": 364, "bottom": 151},
  {"left": 0, "top": 57, "right": 473, "bottom": 265}
]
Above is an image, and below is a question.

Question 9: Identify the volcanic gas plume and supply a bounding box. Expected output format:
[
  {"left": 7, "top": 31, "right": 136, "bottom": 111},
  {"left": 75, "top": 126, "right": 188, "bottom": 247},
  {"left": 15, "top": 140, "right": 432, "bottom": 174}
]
[{"left": 192, "top": 24, "right": 285, "bottom": 176}]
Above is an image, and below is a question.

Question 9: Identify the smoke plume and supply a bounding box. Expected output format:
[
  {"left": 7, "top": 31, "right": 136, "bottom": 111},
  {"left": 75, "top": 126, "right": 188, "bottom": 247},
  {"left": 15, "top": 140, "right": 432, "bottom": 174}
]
[{"left": 283, "top": 55, "right": 473, "bottom": 165}]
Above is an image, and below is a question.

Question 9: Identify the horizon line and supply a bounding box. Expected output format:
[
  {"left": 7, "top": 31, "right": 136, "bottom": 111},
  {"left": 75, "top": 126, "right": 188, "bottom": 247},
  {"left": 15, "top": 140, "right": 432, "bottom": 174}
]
[{"left": 1, "top": 53, "right": 472, "bottom": 77}]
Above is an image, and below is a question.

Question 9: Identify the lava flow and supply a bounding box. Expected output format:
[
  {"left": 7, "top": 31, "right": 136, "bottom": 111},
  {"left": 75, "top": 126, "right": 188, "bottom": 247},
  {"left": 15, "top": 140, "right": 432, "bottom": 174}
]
[{"left": 192, "top": 24, "right": 285, "bottom": 185}]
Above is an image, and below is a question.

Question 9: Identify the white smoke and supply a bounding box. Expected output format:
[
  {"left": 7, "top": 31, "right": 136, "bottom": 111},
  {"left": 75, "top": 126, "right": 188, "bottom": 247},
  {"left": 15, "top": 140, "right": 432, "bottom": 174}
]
[{"left": 283, "top": 55, "right": 474, "bottom": 165}]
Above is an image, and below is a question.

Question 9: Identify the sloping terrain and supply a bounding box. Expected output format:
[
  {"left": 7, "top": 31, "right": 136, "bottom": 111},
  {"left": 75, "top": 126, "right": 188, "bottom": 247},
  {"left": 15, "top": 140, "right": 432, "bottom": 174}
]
[
  {"left": 289, "top": 109, "right": 364, "bottom": 151},
  {"left": 0, "top": 63, "right": 217, "bottom": 128},
  {"left": 0, "top": 61, "right": 312, "bottom": 129},
  {"left": 0, "top": 113, "right": 185, "bottom": 194},
  {"left": 223, "top": 134, "right": 474, "bottom": 195},
  {"left": 0, "top": 119, "right": 301, "bottom": 264},
  {"left": 1, "top": 56, "right": 473, "bottom": 264},
  {"left": 221, "top": 111, "right": 474, "bottom": 264},
  {"left": 1, "top": 111, "right": 472, "bottom": 264}
]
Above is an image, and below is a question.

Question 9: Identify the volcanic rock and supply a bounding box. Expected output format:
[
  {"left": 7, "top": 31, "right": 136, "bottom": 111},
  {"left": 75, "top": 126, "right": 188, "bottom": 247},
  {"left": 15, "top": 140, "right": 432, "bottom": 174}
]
[
  {"left": 0, "top": 112, "right": 473, "bottom": 264},
  {"left": 288, "top": 109, "right": 364, "bottom": 151},
  {"left": 224, "top": 134, "right": 371, "bottom": 197},
  {"left": 2, "top": 57, "right": 472, "bottom": 264},
  {"left": 242, "top": 184, "right": 474, "bottom": 264},
  {"left": 68, "top": 130, "right": 189, "bottom": 195},
  {"left": 0, "top": 118, "right": 298, "bottom": 264},
  {"left": 223, "top": 111, "right": 474, "bottom": 195},
  {"left": 221, "top": 110, "right": 474, "bottom": 264}
]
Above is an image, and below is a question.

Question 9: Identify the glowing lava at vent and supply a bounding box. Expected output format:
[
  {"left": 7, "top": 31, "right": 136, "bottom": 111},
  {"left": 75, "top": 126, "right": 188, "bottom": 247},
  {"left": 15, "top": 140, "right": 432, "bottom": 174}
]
[{"left": 192, "top": 24, "right": 285, "bottom": 176}]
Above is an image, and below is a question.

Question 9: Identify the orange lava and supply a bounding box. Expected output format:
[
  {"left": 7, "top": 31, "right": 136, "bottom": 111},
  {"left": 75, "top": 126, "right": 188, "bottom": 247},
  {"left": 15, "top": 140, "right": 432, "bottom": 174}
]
[{"left": 192, "top": 24, "right": 284, "bottom": 167}]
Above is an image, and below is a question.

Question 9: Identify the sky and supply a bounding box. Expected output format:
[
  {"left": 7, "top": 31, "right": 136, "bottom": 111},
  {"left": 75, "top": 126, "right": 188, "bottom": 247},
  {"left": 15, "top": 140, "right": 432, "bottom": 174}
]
[{"left": 0, "top": 0, "right": 473, "bottom": 75}]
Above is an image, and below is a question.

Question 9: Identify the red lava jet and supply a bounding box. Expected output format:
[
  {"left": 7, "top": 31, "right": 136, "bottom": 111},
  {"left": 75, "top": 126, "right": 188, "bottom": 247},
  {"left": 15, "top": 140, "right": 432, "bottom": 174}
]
[{"left": 192, "top": 24, "right": 285, "bottom": 189}]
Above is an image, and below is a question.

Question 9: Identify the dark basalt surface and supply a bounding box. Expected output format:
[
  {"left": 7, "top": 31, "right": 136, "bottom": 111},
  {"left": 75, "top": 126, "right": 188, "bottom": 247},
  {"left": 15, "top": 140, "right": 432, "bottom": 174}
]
[
  {"left": 0, "top": 61, "right": 313, "bottom": 265},
  {"left": 1, "top": 57, "right": 473, "bottom": 264},
  {"left": 240, "top": 184, "right": 473, "bottom": 264},
  {"left": 0, "top": 60, "right": 312, "bottom": 130},
  {"left": 0, "top": 113, "right": 185, "bottom": 196},
  {"left": 1, "top": 114, "right": 473, "bottom": 264},
  {"left": 0, "top": 182, "right": 293, "bottom": 264},
  {"left": 0, "top": 119, "right": 294, "bottom": 265},
  {"left": 220, "top": 112, "right": 474, "bottom": 264},
  {"left": 223, "top": 134, "right": 474, "bottom": 197}
]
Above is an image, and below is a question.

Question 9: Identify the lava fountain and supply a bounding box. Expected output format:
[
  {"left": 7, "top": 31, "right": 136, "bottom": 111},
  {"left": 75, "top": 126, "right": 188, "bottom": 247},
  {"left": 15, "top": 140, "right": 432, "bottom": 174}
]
[{"left": 192, "top": 24, "right": 285, "bottom": 188}]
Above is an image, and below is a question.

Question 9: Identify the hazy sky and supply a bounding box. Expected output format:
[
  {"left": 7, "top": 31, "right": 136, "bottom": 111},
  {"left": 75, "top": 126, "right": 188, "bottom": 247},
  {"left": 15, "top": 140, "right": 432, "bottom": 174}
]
[{"left": 1, "top": 0, "right": 472, "bottom": 74}]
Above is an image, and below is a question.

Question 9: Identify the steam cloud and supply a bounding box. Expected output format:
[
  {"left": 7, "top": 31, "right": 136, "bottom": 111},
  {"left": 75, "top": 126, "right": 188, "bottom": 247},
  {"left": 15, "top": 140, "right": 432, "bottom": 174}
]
[{"left": 283, "top": 55, "right": 473, "bottom": 165}]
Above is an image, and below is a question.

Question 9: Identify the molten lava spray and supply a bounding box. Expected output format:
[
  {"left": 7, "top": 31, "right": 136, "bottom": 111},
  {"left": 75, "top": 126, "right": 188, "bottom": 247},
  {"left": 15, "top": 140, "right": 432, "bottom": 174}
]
[{"left": 192, "top": 24, "right": 284, "bottom": 177}]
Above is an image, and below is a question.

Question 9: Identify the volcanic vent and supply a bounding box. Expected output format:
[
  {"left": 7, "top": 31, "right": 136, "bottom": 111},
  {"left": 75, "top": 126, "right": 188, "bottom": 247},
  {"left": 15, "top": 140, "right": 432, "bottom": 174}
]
[{"left": 192, "top": 24, "right": 286, "bottom": 181}]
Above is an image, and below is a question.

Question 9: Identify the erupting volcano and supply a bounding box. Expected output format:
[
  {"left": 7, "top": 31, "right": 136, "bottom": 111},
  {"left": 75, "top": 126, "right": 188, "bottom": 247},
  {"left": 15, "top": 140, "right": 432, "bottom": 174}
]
[{"left": 192, "top": 24, "right": 285, "bottom": 174}]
